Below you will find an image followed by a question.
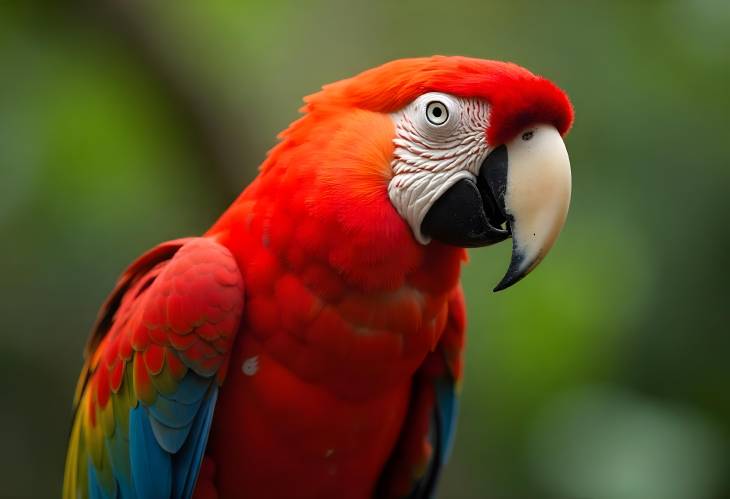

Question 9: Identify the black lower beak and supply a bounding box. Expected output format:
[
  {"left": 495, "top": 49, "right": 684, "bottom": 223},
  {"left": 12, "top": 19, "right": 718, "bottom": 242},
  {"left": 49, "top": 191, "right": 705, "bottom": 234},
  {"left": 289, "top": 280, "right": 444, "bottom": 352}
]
[{"left": 420, "top": 146, "right": 510, "bottom": 248}]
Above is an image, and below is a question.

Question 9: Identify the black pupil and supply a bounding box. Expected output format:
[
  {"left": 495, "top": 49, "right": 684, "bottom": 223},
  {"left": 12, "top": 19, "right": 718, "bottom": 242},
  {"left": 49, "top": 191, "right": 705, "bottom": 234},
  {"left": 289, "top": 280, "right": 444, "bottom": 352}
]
[
  {"left": 432, "top": 106, "right": 442, "bottom": 117},
  {"left": 522, "top": 131, "right": 534, "bottom": 141}
]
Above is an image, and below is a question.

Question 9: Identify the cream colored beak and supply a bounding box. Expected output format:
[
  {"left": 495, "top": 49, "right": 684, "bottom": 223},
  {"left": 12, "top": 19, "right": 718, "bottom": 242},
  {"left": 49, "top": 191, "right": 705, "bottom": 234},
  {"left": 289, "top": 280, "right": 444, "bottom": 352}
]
[{"left": 492, "top": 124, "right": 572, "bottom": 291}]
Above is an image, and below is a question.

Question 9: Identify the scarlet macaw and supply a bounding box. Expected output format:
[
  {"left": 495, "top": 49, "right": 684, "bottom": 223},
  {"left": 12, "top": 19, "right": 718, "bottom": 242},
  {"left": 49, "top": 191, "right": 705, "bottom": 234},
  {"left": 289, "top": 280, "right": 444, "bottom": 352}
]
[{"left": 63, "top": 56, "right": 573, "bottom": 499}]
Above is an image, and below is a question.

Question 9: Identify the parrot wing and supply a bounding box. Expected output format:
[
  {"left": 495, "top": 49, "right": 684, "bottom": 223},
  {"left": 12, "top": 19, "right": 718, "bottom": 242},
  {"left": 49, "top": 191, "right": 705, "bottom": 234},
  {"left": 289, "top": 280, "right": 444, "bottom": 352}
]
[
  {"left": 63, "top": 237, "right": 244, "bottom": 499},
  {"left": 377, "top": 285, "right": 466, "bottom": 499}
]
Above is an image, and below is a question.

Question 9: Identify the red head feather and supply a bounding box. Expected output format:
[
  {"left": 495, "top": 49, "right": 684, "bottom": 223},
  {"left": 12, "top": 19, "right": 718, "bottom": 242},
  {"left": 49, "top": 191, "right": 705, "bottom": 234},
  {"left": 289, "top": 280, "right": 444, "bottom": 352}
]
[
  {"left": 305, "top": 56, "right": 574, "bottom": 146},
  {"left": 227, "top": 57, "right": 573, "bottom": 289}
]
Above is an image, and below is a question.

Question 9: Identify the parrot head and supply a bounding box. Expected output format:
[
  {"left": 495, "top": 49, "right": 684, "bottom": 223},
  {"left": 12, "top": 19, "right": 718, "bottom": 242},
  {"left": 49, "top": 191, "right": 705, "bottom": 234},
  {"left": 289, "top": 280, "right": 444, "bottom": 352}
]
[{"left": 263, "top": 56, "right": 573, "bottom": 291}]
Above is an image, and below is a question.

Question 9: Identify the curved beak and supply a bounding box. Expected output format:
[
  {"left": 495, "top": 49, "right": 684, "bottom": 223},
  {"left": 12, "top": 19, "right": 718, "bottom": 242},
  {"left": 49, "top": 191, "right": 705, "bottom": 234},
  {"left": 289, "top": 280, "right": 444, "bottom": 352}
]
[
  {"left": 421, "top": 124, "right": 571, "bottom": 291},
  {"left": 488, "top": 125, "right": 572, "bottom": 290}
]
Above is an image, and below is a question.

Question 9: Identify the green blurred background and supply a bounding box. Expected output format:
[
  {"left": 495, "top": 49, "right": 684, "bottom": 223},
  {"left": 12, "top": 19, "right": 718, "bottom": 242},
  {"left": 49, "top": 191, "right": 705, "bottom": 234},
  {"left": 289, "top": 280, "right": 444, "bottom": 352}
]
[{"left": 1, "top": 1, "right": 728, "bottom": 498}]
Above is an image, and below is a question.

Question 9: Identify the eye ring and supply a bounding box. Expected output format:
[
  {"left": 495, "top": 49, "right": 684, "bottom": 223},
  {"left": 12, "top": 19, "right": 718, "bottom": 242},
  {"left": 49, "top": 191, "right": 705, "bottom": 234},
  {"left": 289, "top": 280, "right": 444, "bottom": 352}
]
[{"left": 425, "top": 101, "right": 449, "bottom": 126}]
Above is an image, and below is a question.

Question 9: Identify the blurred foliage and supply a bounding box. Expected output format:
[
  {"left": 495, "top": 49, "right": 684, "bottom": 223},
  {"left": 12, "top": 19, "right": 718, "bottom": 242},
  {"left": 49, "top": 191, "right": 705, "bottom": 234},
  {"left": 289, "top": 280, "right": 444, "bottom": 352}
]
[{"left": 1, "top": 1, "right": 729, "bottom": 498}]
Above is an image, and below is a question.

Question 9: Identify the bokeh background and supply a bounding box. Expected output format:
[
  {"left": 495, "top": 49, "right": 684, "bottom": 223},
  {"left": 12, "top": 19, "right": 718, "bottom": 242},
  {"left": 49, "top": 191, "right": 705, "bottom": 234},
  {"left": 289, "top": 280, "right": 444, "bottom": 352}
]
[{"left": 2, "top": 1, "right": 729, "bottom": 498}]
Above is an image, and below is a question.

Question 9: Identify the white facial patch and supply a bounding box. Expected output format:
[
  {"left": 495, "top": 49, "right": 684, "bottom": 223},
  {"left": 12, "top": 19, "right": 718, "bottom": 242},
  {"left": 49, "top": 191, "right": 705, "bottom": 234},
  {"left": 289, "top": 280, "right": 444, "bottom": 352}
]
[{"left": 388, "top": 92, "right": 491, "bottom": 244}]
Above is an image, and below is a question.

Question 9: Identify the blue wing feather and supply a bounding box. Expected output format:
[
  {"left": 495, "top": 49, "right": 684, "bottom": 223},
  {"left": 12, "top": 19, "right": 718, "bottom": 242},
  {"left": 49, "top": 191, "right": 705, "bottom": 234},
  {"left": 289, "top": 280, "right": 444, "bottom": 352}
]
[
  {"left": 130, "top": 405, "right": 172, "bottom": 499},
  {"left": 162, "top": 372, "right": 211, "bottom": 405},
  {"left": 87, "top": 459, "right": 108, "bottom": 499},
  {"left": 126, "top": 372, "right": 218, "bottom": 499},
  {"left": 404, "top": 375, "right": 460, "bottom": 499},
  {"left": 149, "top": 417, "right": 196, "bottom": 455},
  {"left": 106, "top": 432, "right": 135, "bottom": 499},
  {"left": 434, "top": 377, "right": 459, "bottom": 467},
  {"left": 148, "top": 392, "right": 204, "bottom": 429},
  {"left": 173, "top": 387, "right": 218, "bottom": 499}
]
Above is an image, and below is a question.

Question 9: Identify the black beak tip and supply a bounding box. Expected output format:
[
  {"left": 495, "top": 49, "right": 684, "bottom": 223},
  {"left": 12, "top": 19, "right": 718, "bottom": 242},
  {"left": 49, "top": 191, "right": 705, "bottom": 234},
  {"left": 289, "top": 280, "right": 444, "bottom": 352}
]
[
  {"left": 491, "top": 249, "right": 528, "bottom": 292},
  {"left": 492, "top": 273, "right": 523, "bottom": 292}
]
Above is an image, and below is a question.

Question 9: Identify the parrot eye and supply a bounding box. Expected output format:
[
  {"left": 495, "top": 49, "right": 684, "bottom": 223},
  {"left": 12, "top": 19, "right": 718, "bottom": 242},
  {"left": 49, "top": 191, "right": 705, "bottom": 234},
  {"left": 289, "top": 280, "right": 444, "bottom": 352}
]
[{"left": 425, "top": 101, "right": 449, "bottom": 126}]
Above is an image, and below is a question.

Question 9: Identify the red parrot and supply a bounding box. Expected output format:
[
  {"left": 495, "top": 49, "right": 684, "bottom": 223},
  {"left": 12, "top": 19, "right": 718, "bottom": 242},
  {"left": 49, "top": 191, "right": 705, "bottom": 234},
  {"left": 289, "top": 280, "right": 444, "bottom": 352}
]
[{"left": 63, "top": 56, "right": 573, "bottom": 499}]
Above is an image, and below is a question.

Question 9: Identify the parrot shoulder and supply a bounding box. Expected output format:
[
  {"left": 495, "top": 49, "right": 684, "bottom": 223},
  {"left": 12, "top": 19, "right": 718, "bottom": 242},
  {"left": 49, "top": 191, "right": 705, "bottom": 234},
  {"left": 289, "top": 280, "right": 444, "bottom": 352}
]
[{"left": 63, "top": 237, "right": 245, "bottom": 499}]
